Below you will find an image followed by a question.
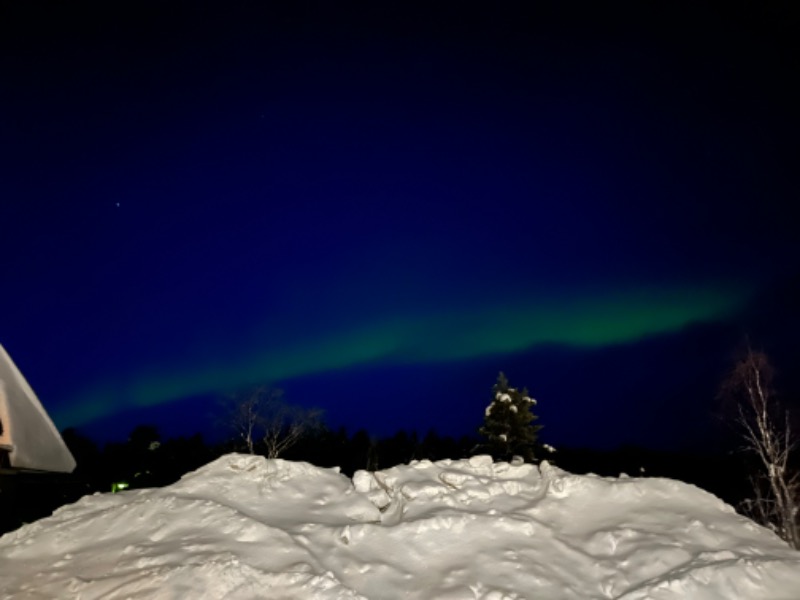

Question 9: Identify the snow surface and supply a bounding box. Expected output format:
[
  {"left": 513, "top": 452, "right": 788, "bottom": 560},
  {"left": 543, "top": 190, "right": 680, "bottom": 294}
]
[{"left": 2, "top": 454, "right": 799, "bottom": 599}]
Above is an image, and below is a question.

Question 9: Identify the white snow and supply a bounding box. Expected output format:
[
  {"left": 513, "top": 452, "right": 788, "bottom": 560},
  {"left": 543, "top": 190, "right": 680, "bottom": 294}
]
[
  {"left": 2, "top": 453, "right": 799, "bottom": 599},
  {"left": 0, "top": 344, "right": 76, "bottom": 473}
]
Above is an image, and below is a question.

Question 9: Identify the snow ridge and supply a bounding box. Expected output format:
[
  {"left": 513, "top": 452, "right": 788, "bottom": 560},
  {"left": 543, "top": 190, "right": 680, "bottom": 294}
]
[{"left": 1, "top": 453, "right": 799, "bottom": 599}]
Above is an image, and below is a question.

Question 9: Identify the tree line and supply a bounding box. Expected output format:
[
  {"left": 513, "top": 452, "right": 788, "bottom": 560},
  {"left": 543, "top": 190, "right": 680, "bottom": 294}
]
[{"left": 2, "top": 356, "right": 798, "bottom": 549}]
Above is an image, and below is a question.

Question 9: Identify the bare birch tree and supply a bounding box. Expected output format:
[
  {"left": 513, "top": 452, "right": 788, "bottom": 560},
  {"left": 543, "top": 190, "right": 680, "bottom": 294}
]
[
  {"left": 226, "top": 386, "right": 272, "bottom": 454},
  {"left": 719, "top": 347, "right": 799, "bottom": 549},
  {"left": 261, "top": 394, "right": 324, "bottom": 459},
  {"left": 224, "top": 386, "right": 323, "bottom": 458}
]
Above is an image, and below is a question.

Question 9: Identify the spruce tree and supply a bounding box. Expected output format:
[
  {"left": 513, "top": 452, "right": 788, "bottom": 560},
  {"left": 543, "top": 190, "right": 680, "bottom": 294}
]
[{"left": 479, "top": 372, "right": 542, "bottom": 462}]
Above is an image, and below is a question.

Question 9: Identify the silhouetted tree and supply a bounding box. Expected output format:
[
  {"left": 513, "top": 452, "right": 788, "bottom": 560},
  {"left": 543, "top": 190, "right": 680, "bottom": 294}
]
[
  {"left": 61, "top": 428, "right": 100, "bottom": 474},
  {"left": 128, "top": 425, "right": 161, "bottom": 452},
  {"left": 156, "top": 434, "right": 215, "bottom": 486},
  {"left": 379, "top": 430, "right": 418, "bottom": 467},
  {"left": 349, "top": 429, "right": 379, "bottom": 471}
]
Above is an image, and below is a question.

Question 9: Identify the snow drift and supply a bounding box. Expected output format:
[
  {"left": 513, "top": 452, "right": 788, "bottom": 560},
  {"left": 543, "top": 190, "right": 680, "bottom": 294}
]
[{"left": 1, "top": 454, "right": 799, "bottom": 599}]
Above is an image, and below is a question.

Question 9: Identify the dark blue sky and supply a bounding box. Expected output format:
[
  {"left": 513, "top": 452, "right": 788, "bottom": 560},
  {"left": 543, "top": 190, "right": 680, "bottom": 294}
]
[{"left": 1, "top": 1, "right": 798, "bottom": 449}]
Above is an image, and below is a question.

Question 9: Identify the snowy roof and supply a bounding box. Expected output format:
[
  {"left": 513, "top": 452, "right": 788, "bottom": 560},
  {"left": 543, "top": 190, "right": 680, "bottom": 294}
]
[
  {"left": 1, "top": 453, "right": 799, "bottom": 598},
  {"left": 0, "top": 344, "right": 75, "bottom": 473}
]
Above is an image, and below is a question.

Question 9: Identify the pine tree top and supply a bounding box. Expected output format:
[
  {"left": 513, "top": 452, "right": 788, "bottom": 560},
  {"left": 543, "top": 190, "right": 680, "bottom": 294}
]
[{"left": 480, "top": 372, "right": 543, "bottom": 462}]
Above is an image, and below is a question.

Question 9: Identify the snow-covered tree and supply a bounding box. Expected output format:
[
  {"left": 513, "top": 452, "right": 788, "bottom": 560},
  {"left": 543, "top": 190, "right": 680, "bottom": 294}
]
[{"left": 479, "top": 372, "right": 542, "bottom": 462}]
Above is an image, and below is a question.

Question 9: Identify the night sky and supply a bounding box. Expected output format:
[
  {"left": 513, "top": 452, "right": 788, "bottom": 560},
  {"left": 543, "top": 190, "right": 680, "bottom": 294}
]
[{"left": 2, "top": 2, "right": 798, "bottom": 451}]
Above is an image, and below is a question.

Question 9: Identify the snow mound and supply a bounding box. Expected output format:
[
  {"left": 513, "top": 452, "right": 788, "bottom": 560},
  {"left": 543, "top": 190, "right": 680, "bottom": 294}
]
[{"left": 1, "top": 454, "right": 799, "bottom": 599}]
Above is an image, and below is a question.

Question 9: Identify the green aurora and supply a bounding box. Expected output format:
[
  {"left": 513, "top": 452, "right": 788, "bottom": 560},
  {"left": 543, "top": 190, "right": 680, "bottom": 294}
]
[{"left": 53, "top": 283, "right": 750, "bottom": 429}]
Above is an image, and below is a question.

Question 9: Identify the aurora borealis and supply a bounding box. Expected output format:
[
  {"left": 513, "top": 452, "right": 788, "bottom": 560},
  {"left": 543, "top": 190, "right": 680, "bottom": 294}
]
[
  {"left": 50, "top": 283, "right": 750, "bottom": 429},
  {"left": 2, "top": 2, "right": 798, "bottom": 449}
]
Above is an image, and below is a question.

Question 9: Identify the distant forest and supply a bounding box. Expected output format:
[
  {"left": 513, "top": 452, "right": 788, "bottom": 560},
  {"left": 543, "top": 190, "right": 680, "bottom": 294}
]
[{"left": 0, "top": 423, "right": 753, "bottom": 537}]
